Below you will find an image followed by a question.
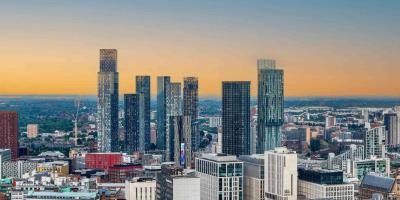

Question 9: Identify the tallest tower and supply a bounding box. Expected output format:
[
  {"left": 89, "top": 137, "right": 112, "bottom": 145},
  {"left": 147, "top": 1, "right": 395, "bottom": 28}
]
[
  {"left": 97, "top": 49, "right": 119, "bottom": 152},
  {"left": 256, "top": 59, "right": 284, "bottom": 153}
]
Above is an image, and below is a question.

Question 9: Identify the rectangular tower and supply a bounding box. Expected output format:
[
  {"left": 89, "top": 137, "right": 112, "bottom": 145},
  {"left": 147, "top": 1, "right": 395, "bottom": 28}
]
[
  {"left": 97, "top": 49, "right": 119, "bottom": 152},
  {"left": 124, "top": 94, "right": 146, "bottom": 153},
  {"left": 0, "top": 111, "right": 18, "bottom": 160},
  {"left": 169, "top": 115, "right": 192, "bottom": 168},
  {"left": 157, "top": 76, "right": 171, "bottom": 152},
  {"left": 183, "top": 77, "right": 199, "bottom": 152},
  {"left": 384, "top": 113, "right": 400, "bottom": 147},
  {"left": 222, "top": 81, "right": 251, "bottom": 156},
  {"left": 136, "top": 76, "right": 151, "bottom": 150},
  {"left": 257, "top": 59, "right": 284, "bottom": 153}
]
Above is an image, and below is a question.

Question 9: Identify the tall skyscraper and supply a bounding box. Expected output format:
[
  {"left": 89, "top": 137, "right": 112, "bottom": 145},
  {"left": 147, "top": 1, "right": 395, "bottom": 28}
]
[
  {"left": 257, "top": 59, "right": 284, "bottom": 153},
  {"left": 0, "top": 111, "right": 18, "bottom": 160},
  {"left": 265, "top": 147, "right": 297, "bottom": 200},
  {"left": 157, "top": 76, "right": 171, "bottom": 152},
  {"left": 165, "top": 82, "right": 182, "bottom": 161},
  {"left": 222, "top": 81, "right": 251, "bottom": 156},
  {"left": 384, "top": 113, "right": 400, "bottom": 147},
  {"left": 97, "top": 49, "right": 119, "bottom": 152},
  {"left": 183, "top": 77, "right": 199, "bottom": 151},
  {"left": 124, "top": 94, "right": 146, "bottom": 153},
  {"left": 136, "top": 76, "right": 151, "bottom": 150},
  {"left": 168, "top": 115, "right": 191, "bottom": 168}
]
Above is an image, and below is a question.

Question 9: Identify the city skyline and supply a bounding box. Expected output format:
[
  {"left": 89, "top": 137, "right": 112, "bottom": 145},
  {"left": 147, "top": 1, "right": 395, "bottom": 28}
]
[{"left": 1, "top": 0, "right": 400, "bottom": 97}]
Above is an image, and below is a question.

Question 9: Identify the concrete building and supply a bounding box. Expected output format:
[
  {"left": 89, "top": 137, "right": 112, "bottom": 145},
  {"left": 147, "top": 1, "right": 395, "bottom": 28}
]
[
  {"left": 0, "top": 111, "right": 19, "bottom": 160},
  {"left": 222, "top": 81, "right": 251, "bottom": 156},
  {"left": 384, "top": 113, "right": 400, "bottom": 147},
  {"left": 27, "top": 124, "right": 39, "bottom": 139},
  {"left": 36, "top": 161, "right": 69, "bottom": 176},
  {"left": 257, "top": 59, "right": 284, "bottom": 153},
  {"left": 195, "top": 154, "right": 243, "bottom": 200},
  {"left": 97, "top": 49, "right": 119, "bottom": 152},
  {"left": 2, "top": 160, "right": 37, "bottom": 178},
  {"left": 0, "top": 149, "right": 11, "bottom": 177},
  {"left": 239, "top": 154, "right": 265, "bottom": 200},
  {"left": 156, "top": 163, "right": 200, "bottom": 200},
  {"left": 364, "top": 126, "right": 387, "bottom": 159},
  {"left": 125, "top": 177, "right": 156, "bottom": 200},
  {"left": 264, "top": 147, "right": 297, "bottom": 200},
  {"left": 298, "top": 167, "right": 354, "bottom": 200},
  {"left": 209, "top": 117, "right": 222, "bottom": 128},
  {"left": 347, "top": 156, "right": 390, "bottom": 181}
]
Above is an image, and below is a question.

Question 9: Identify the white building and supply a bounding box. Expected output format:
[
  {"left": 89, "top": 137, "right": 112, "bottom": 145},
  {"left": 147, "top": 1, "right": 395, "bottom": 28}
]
[
  {"left": 27, "top": 124, "right": 39, "bottom": 139},
  {"left": 209, "top": 117, "right": 222, "bottom": 128},
  {"left": 298, "top": 180, "right": 354, "bottom": 200},
  {"left": 0, "top": 149, "right": 11, "bottom": 177},
  {"left": 125, "top": 177, "right": 156, "bottom": 200},
  {"left": 172, "top": 175, "right": 200, "bottom": 200},
  {"left": 239, "top": 154, "right": 264, "bottom": 200},
  {"left": 364, "top": 126, "right": 387, "bottom": 159},
  {"left": 265, "top": 147, "right": 297, "bottom": 200},
  {"left": 196, "top": 154, "right": 243, "bottom": 200}
]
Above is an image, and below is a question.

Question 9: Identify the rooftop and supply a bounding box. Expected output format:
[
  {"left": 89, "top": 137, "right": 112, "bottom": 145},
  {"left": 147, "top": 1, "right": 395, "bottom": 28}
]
[
  {"left": 360, "top": 174, "right": 394, "bottom": 193},
  {"left": 26, "top": 191, "right": 97, "bottom": 198},
  {"left": 200, "top": 153, "right": 239, "bottom": 162}
]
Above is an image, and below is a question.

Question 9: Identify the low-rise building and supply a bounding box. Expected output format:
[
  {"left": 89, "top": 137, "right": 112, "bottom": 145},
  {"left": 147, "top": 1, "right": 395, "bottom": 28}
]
[
  {"left": 125, "top": 177, "right": 156, "bottom": 200},
  {"left": 238, "top": 154, "right": 264, "bottom": 200}
]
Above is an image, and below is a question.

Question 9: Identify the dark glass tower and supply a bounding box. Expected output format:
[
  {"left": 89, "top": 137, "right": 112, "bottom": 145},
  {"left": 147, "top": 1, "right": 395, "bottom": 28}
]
[
  {"left": 157, "top": 76, "right": 171, "bottom": 152},
  {"left": 136, "top": 76, "right": 151, "bottom": 150},
  {"left": 256, "top": 59, "right": 284, "bottom": 153},
  {"left": 183, "top": 77, "right": 199, "bottom": 151},
  {"left": 97, "top": 49, "right": 119, "bottom": 152},
  {"left": 168, "top": 115, "right": 191, "bottom": 168},
  {"left": 222, "top": 81, "right": 251, "bottom": 156},
  {"left": 124, "top": 94, "right": 140, "bottom": 153}
]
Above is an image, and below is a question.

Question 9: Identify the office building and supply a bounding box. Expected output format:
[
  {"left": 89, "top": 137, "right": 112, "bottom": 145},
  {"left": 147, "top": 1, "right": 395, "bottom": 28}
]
[
  {"left": 298, "top": 167, "right": 354, "bottom": 200},
  {"left": 0, "top": 111, "right": 19, "bottom": 160},
  {"left": 85, "top": 153, "right": 122, "bottom": 170},
  {"left": 238, "top": 154, "right": 265, "bottom": 200},
  {"left": 222, "top": 81, "right": 251, "bottom": 156},
  {"left": 124, "top": 94, "right": 146, "bottom": 152},
  {"left": 384, "top": 113, "right": 400, "bottom": 147},
  {"left": 156, "top": 163, "right": 200, "bottom": 200},
  {"left": 0, "top": 149, "right": 11, "bottom": 178},
  {"left": 183, "top": 77, "right": 199, "bottom": 151},
  {"left": 265, "top": 147, "right": 297, "bottom": 200},
  {"left": 136, "top": 76, "right": 151, "bottom": 150},
  {"left": 195, "top": 154, "right": 243, "bottom": 200},
  {"left": 97, "top": 49, "right": 119, "bottom": 152},
  {"left": 168, "top": 116, "right": 191, "bottom": 168},
  {"left": 325, "top": 115, "right": 337, "bottom": 128},
  {"left": 108, "top": 163, "right": 144, "bottom": 183},
  {"left": 209, "top": 117, "right": 222, "bottom": 128},
  {"left": 125, "top": 177, "right": 156, "bottom": 200},
  {"left": 348, "top": 156, "right": 390, "bottom": 181},
  {"left": 257, "top": 59, "right": 284, "bottom": 153},
  {"left": 27, "top": 124, "right": 39, "bottom": 139},
  {"left": 2, "top": 160, "right": 37, "bottom": 178},
  {"left": 157, "top": 76, "right": 171, "bottom": 153},
  {"left": 364, "top": 126, "right": 387, "bottom": 159}
]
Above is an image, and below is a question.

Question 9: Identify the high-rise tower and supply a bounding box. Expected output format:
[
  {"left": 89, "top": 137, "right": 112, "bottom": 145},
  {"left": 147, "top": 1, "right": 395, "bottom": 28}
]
[
  {"left": 97, "top": 49, "right": 119, "bottom": 152},
  {"left": 256, "top": 59, "right": 284, "bottom": 153},
  {"left": 183, "top": 77, "right": 199, "bottom": 151},
  {"left": 0, "top": 111, "right": 19, "bottom": 160},
  {"left": 157, "top": 76, "right": 171, "bottom": 152},
  {"left": 136, "top": 76, "right": 151, "bottom": 150},
  {"left": 222, "top": 81, "right": 251, "bottom": 156}
]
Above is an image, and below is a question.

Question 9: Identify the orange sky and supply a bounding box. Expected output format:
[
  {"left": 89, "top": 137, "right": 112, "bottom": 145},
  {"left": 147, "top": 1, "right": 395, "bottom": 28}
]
[{"left": 1, "top": 1, "right": 399, "bottom": 97}]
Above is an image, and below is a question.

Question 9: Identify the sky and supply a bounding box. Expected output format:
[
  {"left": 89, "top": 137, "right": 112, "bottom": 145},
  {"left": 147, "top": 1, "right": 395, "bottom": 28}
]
[{"left": 0, "top": 0, "right": 399, "bottom": 97}]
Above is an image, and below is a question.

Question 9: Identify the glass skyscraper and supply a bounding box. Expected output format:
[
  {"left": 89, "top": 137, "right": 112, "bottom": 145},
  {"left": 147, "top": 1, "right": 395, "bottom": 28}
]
[
  {"left": 157, "top": 76, "right": 171, "bottom": 152},
  {"left": 97, "top": 49, "right": 119, "bottom": 152},
  {"left": 222, "top": 81, "right": 251, "bottom": 156},
  {"left": 183, "top": 77, "right": 199, "bottom": 151},
  {"left": 136, "top": 76, "right": 151, "bottom": 150},
  {"left": 124, "top": 93, "right": 145, "bottom": 153},
  {"left": 256, "top": 59, "right": 284, "bottom": 153}
]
